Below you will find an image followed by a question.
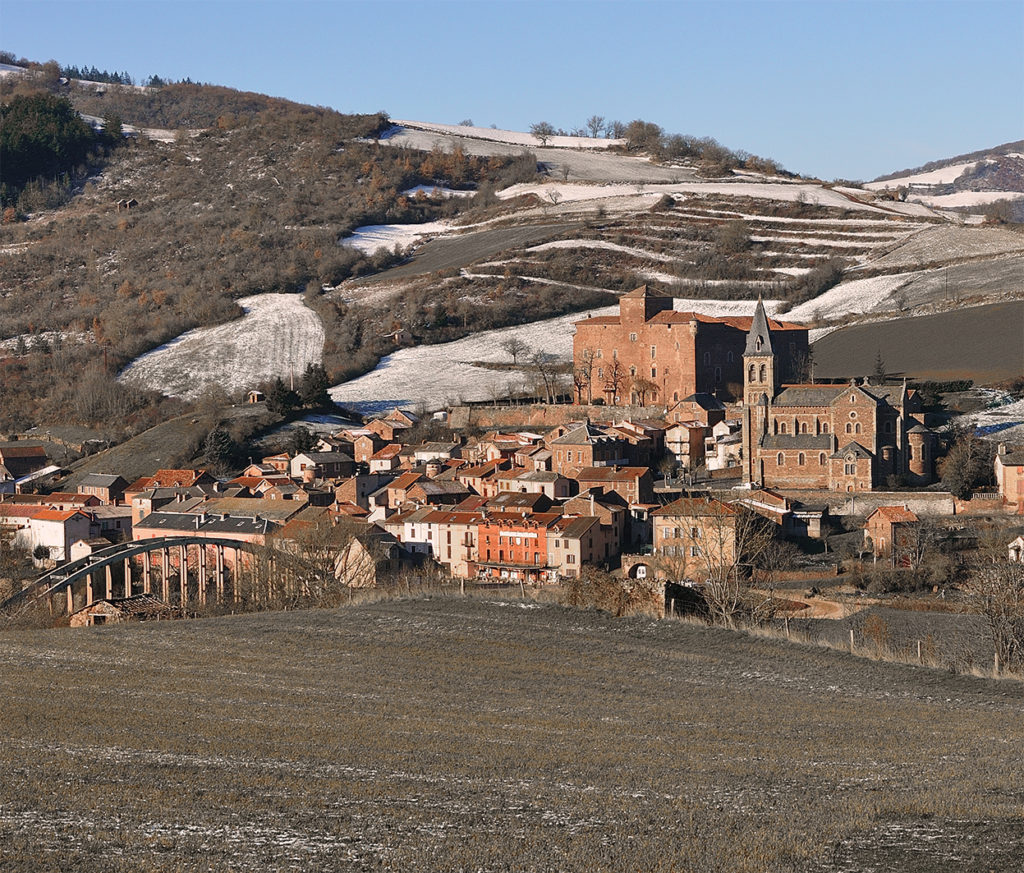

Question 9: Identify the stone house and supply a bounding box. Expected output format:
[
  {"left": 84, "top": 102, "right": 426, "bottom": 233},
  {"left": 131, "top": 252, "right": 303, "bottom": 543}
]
[
  {"left": 995, "top": 444, "right": 1024, "bottom": 513},
  {"left": 864, "top": 505, "right": 919, "bottom": 559}
]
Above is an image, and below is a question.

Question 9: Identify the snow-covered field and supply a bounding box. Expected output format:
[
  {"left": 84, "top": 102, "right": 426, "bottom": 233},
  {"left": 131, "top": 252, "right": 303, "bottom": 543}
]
[
  {"left": 120, "top": 293, "right": 324, "bottom": 399},
  {"left": 785, "top": 272, "right": 922, "bottom": 321},
  {"left": 909, "top": 191, "right": 1024, "bottom": 209},
  {"left": 957, "top": 394, "right": 1024, "bottom": 443},
  {"left": 391, "top": 120, "right": 624, "bottom": 150},
  {"left": 0, "top": 330, "right": 92, "bottom": 353},
  {"left": 865, "top": 162, "right": 986, "bottom": 190},
  {"left": 401, "top": 185, "right": 475, "bottom": 199},
  {"left": 339, "top": 220, "right": 456, "bottom": 255},
  {"left": 329, "top": 299, "right": 785, "bottom": 413},
  {"left": 526, "top": 239, "right": 678, "bottom": 262}
]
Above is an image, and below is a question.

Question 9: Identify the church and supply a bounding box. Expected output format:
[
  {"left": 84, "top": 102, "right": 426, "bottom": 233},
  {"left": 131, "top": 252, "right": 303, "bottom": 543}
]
[{"left": 741, "top": 300, "right": 936, "bottom": 491}]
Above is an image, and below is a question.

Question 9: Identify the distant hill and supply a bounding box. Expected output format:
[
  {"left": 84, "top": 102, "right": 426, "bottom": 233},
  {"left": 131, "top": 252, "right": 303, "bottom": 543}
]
[{"left": 867, "top": 141, "right": 1024, "bottom": 217}]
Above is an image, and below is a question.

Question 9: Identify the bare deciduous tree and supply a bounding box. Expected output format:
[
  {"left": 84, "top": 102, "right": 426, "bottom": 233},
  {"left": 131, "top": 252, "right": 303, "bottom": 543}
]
[
  {"left": 529, "top": 121, "right": 555, "bottom": 146},
  {"left": 499, "top": 336, "right": 529, "bottom": 366},
  {"left": 966, "top": 560, "right": 1024, "bottom": 673},
  {"left": 586, "top": 115, "right": 606, "bottom": 138}
]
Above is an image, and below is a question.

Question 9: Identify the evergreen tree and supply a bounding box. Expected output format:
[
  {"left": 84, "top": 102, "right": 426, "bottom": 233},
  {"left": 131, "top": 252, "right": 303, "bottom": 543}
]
[
  {"left": 298, "top": 362, "right": 331, "bottom": 408},
  {"left": 266, "top": 377, "right": 299, "bottom": 416},
  {"left": 202, "top": 426, "right": 240, "bottom": 471}
]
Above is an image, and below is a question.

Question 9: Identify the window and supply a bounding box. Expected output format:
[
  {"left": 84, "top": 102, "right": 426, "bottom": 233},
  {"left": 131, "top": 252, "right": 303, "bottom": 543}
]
[
  {"left": 597, "top": 367, "right": 603, "bottom": 378},
  {"left": 780, "top": 422, "right": 787, "bottom": 434},
  {"left": 884, "top": 421, "right": 893, "bottom": 433},
  {"left": 703, "top": 352, "right": 711, "bottom": 365},
  {"left": 674, "top": 392, "right": 679, "bottom": 401},
  {"left": 798, "top": 453, "right": 805, "bottom": 466},
  {"left": 800, "top": 422, "right": 808, "bottom": 434},
  {"left": 749, "top": 364, "right": 756, "bottom": 382},
  {"left": 855, "top": 423, "right": 861, "bottom": 434},
  {"left": 612, "top": 349, "right": 618, "bottom": 359},
  {"left": 690, "top": 545, "right": 701, "bottom": 557},
  {"left": 846, "top": 423, "right": 853, "bottom": 434},
  {"left": 777, "top": 453, "right": 784, "bottom": 466},
  {"left": 629, "top": 332, "right": 638, "bottom": 342},
  {"left": 690, "top": 527, "right": 700, "bottom": 539},
  {"left": 727, "top": 351, "right": 734, "bottom": 363},
  {"left": 630, "top": 366, "right": 636, "bottom": 376},
  {"left": 822, "top": 422, "right": 829, "bottom": 434},
  {"left": 844, "top": 462, "right": 856, "bottom": 475},
  {"left": 596, "top": 349, "right": 603, "bottom": 358},
  {"left": 651, "top": 346, "right": 656, "bottom": 359},
  {"left": 849, "top": 411, "right": 857, "bottom": 419},
  {"left": 567, "top": 554, "right": 576, "bottom": 564},
  {"left": 651, "top": 367, "right": 657, "bottom": 378},
  {"left": 755, "top": 337, "right": 763, "bottom": 351},
  {"left": 819, "top": 453, "right": 826, "bottom": 465},
  {"left": 715, "top": 367, "right": 722, "bottom": 383},
  {"left": 850, "top": 394, "right": 856, "bottom": 403},
  {"left": 759, "top": 364, "right": 766, "bottom": 381}
]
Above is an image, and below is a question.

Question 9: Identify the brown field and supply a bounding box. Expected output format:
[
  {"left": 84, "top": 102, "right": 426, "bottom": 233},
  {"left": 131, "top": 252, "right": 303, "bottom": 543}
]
[
  {"left": 1, "top": 598, "right": 1022, "bottom": 872},
  {"left": 812, "top": 301, "right": 1024, "bottom": 384}
]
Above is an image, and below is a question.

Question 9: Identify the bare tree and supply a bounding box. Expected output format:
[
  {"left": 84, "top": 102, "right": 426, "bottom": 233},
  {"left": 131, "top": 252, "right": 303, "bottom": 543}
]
[
  {"left": 586, "top": 115, "right": 606, "bottom": 138},
  {"left": 529, "top": 121, "right": 555, "bottom": 146},
  {"left": 966, "top": 560, "right": 1024, "bottom": 673},
  {"left": 499, "top": 335, "right": 530, "bottom": 366},
  {"left": 604, "top": 358, "right": 626, "bottom": 405},
  {"left": 530, "top": 351, "right": 559, "bottom": 404},
  {"left": 630, "top": 376, "right": 657, "bottom": 405},
  {"left": 573, "top": 348, "right": 595, "bottom": 404}
]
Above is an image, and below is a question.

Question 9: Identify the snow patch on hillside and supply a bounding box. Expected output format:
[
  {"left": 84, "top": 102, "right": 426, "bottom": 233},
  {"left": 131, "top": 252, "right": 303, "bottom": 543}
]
[
  {"left": 909, "top": 191, "right": 1024, "bottom": 208},
  {"left": 402, "top": 185, "right": 475, "bottom": 199},
  {"left": 120, "top": 293, "right": 324, "bottom": 399},
  {"left": 865, "top": 162, "right": 985, "bottom": 189},
  {"left": 785, "top": 273, "right": 923, "bottom": 321},
  {"left": 527, "top": 239, "right": 677, "bottom": 262},
  {"left": 392, "top": 120, "right": 625, "bottom": 150},
  {"left": 340, "top": 220, "right": 455, "bottom": 255}
]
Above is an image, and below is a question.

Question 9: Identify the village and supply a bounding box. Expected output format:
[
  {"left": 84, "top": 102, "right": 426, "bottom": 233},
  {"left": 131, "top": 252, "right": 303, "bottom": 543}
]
[{"left": 1, "top": 286, "right": 1022, "bottom": 631}]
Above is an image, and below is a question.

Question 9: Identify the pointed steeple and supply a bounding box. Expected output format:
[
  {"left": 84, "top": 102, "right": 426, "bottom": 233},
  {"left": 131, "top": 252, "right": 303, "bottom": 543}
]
[{"left": 745, "top": 297, "right": 774, "bottom": 356}]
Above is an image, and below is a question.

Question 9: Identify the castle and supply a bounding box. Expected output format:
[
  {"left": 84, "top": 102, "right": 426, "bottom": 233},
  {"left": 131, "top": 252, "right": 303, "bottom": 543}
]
[{"left": 572, "top": 286, "right": 809, "bottom": 405}]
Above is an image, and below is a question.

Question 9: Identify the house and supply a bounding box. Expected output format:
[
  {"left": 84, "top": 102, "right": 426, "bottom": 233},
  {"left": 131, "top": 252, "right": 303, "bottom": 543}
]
[
  {"left": 457, "top": 459, "right": 510, "bottom": 497},
  {"left": 864, "top": 505, "right": 919, "bottom": 559},
  {"left": 666, "top": 393, "right": 728, "bottom": 427},
  {"left": 474, "top": 512, "right": 562, "bottom": 585},
  {"left": 406, "top": 480, "right": 472, "bottom": 507},
  {"left": 246, "top": 389, "right": 266, "bottom": 404},
  {"left": 0, "top": 443, "right": 48, "bottom": 479},
  {"left": 741, "top": 299, "right": 935, "bottom": 491},
  {"left": 1008, "top": 534, "right": 1024, "bottom": 562},
  {"left": 70, "top": 595, "right": 174, "bottom": 628},
  {"left": 574, "top": 466, "right": 654, "bottom": 505},
  {"left": 366, "top": 417, "right": 411, "bottom": 443},
  {"left": 547, "top": 515, "right": 607, "bottom": 578},
  {"left": 665, "top": 421, "right": 706, "bottom": 471},
  {"left": 995, "top": 444, "right": 1024, "bottom": 513},
  {"left": 573, "top": 285, "right": 808, "bottom": 404},
  {"left": 22, "top": 508, "right": 96, "bottom": 563},
  {"left": 124, "top": 469, "right": 216, "bottom": 504},
  {"left": 77, "top": 474, "right": 129, "bottom": 505},
  {"left": 369, "top": 443, "right": 403, "bottom": 473},
  {"left": 485, "top": 492, "right": 553, "bottom": 515},
  {"left": 651, "top": 497, "right": 738, "bottom": 582},
  {"left": 334, "top": 472, "right": 398, "bottom": 510},
  {"left": 334, "top": 522, "right": 404, "bottom": 588},
  {"left": 547, "top": 423, "right": 629, "bottom": 477},
  {"left": 290, "top": 451, "right": 354, "bottom": 483},
  {"left": 496, "top": 469, "right": 574, "bottom": 500}
]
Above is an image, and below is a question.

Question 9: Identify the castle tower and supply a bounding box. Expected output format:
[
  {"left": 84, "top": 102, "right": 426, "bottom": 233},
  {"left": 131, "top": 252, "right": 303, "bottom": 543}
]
[
  {"left": 743, "top": 298, "right": 778, "bottom": 408},
  {"left": 618, "top": 284, "right": 674, "bottom": 326}
]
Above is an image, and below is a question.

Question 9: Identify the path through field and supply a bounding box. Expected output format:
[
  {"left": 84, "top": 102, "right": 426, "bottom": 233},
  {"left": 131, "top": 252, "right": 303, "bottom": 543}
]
[{"left": 120, "top": 293, "right": 324, "bottom": 399}]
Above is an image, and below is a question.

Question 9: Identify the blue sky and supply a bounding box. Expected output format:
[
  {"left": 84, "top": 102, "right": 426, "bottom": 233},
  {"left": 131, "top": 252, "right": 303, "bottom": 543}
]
[{"left": 3, "top": 0, "right": 1022, "bottom": 180}]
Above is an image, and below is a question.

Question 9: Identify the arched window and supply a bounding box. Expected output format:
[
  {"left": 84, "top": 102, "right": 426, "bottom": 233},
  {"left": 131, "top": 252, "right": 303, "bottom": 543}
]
[
  {"left": 727, "top": 351, "right": 734, "bottom": 363},
  {"left": 822, "top": 422, "right": 829, "bottom": 434},
  {"left": 703, "top": 352, "right": 711, "bottom": 365},
  {"left": 714, "top": 367, "right": 722, "bottom": 383},
  {"left": 777, "top": 453, "right": 784, "bottom": 466},
  {"left": 780, "top": 422, "right": 787, "bottom": 434},
  {"left": 850, "top": 394, "right": 856, "bottom": 403},
  {"left": 748, "top": 364, "right": 756, "bottom": 382},
  {"left": 819, "top": 453, "right": 826, "bottom": 465},
  {"left": 759, "top": 364, "right": 767, "bottom": 381},
  {"left": 797, "top": 453, "right": 805, "bottom": 466},
  {"left": 845, "top": 423, "right": 852, "bottom": 434},
  {"left": 800, "top": 422, "right": 808, "bottom": 434},
  {"left": 855, "top": 423, "right": 862, "bottom": 434}
]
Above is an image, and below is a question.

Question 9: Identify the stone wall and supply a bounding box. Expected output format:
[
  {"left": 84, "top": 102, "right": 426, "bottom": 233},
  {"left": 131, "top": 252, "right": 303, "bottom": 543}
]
[
  {"left": 777, "top": 489, "right": 957, "bottom": 518},
  {"left": 448, "top": 404, "right": 668, "bottom": 432}
]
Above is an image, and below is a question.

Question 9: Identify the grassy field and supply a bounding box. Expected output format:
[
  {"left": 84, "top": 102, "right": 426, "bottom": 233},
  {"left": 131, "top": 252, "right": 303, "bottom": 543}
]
[
  {"left": 1, "top": 597, "right": 1022, "bottom": 872},
  {"left": 812, "top": 300, "right": 1024, "bottom": 383}
]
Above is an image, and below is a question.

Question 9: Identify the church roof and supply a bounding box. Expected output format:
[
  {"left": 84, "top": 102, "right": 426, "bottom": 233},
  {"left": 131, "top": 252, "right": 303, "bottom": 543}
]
[
  {"left": 831, "top": 441, "right": 873, "bottom": 459},
  {"left": 760, "top": 434, "right": 834, "bottom": 450},
  {"left": 744, "top": 298, "right": 774, "bottom": 356}
]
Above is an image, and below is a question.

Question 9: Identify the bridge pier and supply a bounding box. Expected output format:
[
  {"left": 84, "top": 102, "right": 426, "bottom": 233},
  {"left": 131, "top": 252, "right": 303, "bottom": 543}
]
[
  {"left": 215, "top": 545, "right": 225, "bottom": 601},
  {"left": 143, "top": 550, "right": 152, "bottom": 594},
  {"left": 162, "top": 548, "right": 170, "bottom": 602},
  {"left": 105, "top": 565, "right": 113, "bottom": 600},
  {"left": 198, "top": 545, "right": 207, "bottom": 606},
  {"left": 179, "top": 544, "right": 188, "bottom": 607},
  {"left": 86, "top": 570, "right": 94, "bottom": 606},
  {"left": 123, "top": 557, "right": 132, "bottom": 597}
]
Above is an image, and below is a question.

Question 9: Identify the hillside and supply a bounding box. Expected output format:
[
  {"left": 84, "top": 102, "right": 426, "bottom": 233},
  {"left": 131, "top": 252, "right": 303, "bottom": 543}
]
[
  {"left": 1, "top": 598, "right": 1022, "bottom": 872},
  {"left": 867, "top": 140, "right": 1024, "bottom": 216},
  {"left": 2, "top": 62, "right": 1022, "bottom": 429}
]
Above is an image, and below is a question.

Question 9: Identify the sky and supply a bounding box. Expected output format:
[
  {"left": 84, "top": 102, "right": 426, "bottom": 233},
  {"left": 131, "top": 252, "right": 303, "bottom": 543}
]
[{"left": 3, "top": 0, "right": 1022, "bottom": 180}]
